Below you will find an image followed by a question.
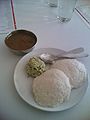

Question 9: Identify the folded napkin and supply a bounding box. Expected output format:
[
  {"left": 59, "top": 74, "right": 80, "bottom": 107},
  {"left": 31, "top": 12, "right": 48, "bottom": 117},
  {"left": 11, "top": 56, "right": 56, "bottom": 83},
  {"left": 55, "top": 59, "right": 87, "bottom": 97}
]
[
  {"left": 77, "top": 5, "right": 90, "bottom": 25},
  {"left": 0, "top": 0, "right": 13, "bottom": 34},
  {"left": 76, "top": 0, "right": 90, "bottom": 25}
]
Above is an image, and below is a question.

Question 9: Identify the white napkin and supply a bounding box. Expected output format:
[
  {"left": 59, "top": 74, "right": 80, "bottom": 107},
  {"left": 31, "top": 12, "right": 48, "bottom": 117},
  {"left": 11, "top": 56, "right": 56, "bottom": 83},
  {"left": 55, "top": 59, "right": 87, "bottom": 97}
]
[
  {"left": 77, "top": 5, "right": 90, "bottom": 24},
  {"left": 76, "top": 0, "right": 90, "bottom": 25},
  {"left": 0, "top": 0, "right": 13, "bottom": 34}
]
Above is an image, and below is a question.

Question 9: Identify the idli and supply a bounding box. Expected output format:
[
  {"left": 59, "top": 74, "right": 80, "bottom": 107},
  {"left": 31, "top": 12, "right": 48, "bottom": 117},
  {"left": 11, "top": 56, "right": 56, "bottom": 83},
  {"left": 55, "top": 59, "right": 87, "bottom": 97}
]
[
  {"left": 51, "top": 59, "right": 87, "bottom": 88},
  {"left": 32, "top": 68, "right": 71, "bottom": 107}
]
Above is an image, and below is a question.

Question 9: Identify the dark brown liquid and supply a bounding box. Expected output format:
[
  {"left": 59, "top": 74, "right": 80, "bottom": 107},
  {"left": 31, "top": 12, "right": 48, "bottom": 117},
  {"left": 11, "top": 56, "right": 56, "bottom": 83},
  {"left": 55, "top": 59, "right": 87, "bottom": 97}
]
[{"left": 5, "top": 31, "right": 37, "bottom": 50}]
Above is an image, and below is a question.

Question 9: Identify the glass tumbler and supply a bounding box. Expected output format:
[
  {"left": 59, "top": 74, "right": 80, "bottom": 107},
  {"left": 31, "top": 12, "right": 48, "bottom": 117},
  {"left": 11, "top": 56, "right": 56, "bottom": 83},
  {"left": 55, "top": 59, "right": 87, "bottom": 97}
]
[{"left": 57, "top": 0, "right": 78, "bottom": 22}]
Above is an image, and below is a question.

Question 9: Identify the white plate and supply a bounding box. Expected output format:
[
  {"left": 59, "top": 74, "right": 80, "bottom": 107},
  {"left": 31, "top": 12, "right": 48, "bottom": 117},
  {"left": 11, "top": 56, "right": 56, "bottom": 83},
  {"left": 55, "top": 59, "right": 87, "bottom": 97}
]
[{"left": 14, "top": 48, "right": 88, "bottom": 112}]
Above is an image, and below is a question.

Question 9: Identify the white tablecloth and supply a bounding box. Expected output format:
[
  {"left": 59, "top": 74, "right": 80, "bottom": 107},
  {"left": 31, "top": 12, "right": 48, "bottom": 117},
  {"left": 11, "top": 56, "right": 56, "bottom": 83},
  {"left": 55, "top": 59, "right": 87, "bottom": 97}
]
[{"left": 0, "top": 0, "right": 90, "bottom": 120}]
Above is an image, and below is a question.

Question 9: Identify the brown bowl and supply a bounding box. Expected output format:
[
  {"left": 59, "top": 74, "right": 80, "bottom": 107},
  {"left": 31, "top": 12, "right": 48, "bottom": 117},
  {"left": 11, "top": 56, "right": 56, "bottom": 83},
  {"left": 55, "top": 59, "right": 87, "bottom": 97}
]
[{"left": 5, "top": 29, "right": 37, "bottom": 55}]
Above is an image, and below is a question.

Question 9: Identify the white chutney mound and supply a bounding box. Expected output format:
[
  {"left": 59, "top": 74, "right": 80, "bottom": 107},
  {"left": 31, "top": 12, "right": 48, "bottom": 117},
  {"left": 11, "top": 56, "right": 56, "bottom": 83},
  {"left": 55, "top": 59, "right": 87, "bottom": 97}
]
[
  {"left": 51, "top": 59, "right": 87, "bottom": 89},
  {"left": 32, "top": 69, "right": 71, "bottom": 107}
]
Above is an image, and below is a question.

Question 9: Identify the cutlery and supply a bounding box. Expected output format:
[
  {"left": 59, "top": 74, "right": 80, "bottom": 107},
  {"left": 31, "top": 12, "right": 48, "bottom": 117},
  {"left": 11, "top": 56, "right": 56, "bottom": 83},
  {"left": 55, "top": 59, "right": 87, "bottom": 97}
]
[{"left": 39, "top": 48, "right": 89, "bottom": 64}]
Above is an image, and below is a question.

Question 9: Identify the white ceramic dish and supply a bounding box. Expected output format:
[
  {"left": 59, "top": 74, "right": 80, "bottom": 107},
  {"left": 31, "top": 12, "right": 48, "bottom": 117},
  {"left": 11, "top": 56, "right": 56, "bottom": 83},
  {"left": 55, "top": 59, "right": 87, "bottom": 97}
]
[{"left": 14, "top": 48, "right": 88, "bottom": 112}]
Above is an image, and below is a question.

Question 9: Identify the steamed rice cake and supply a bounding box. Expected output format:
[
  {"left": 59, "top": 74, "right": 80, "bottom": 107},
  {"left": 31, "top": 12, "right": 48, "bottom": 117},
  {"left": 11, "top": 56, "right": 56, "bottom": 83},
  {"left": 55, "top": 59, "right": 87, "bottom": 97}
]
[
  {"left": 32, "top": 68, "right": 71, "bottom": 107},
  {"left": 51, "top": 59, "right": 87, "bottom": 88}
]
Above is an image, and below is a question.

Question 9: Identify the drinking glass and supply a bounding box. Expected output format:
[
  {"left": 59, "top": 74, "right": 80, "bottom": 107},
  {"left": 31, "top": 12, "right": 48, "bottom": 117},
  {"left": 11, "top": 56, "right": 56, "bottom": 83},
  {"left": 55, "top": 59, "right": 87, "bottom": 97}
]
[{"left": 57, "top": 0, "right": 78, "bottom": 22}]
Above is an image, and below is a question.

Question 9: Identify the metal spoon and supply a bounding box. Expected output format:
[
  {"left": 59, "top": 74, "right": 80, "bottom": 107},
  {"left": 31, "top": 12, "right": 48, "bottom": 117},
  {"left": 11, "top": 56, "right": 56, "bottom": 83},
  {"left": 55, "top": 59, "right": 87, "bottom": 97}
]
[
  {"left": 62, "top": 47, "right": 84, "bottom": 54},
  {"left": 39, "top": 48, "right": 89, "bottom": 64}
]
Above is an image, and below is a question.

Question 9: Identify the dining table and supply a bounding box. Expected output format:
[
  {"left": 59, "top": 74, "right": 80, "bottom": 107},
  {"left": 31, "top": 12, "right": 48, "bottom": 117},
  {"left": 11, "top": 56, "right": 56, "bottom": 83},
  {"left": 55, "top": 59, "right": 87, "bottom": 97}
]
[{"left": 0, "top": 0, "right": 90, "bottom": 120}]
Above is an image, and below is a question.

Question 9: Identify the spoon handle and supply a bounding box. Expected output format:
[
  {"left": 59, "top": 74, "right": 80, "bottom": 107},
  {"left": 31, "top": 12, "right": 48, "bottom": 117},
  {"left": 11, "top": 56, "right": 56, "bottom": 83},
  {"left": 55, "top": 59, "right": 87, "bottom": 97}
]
[
  {"left": 63, "top": 47, "right": 84, "bottom": 54},
  {"left": 55, "top": 47, "right": 85, "bottom": 60},
  {"left": 59, "top": 53, "right": 89, "bottom": 59}
]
